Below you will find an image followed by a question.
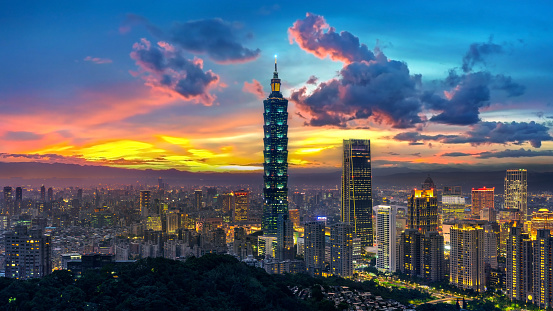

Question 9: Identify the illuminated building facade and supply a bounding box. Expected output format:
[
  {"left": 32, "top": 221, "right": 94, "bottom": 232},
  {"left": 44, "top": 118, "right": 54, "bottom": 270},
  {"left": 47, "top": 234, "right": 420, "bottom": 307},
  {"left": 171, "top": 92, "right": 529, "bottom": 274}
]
[
  {"left": 276, "top": 214, "right": 294, "bottom": 261},
  {"left": 505, "top": 169, "right": 528, "bottom": 219},
  {"left": 533, "top": 229, "right": 553, "bottom": 308},
  {"left": 4, "top": 226, "right": 51, "bottom": 279},
  {"left": 421, "top": 231, "right": 445, "bottom": 282},
  {"left": 450, "top": 221, "right": 486, "bottom": 292},
  {"left": 234, "top": 191, "right": 249, "bottom": 222},
  {"left": 471, "top": 187, "right": 494, "bottom": 217},
  {"left": 304, "top": 221, "right": 325, "bottom": 276},
  {"left": 220, "top": 192, "right": 235, "bottom": 214},
  {"left": 341, "top": 139, "right": 372, "bottom": 247},
  {"left": 375, "top": 205, "right": 396, "bottom": 272},
  {"left": 288, "top": 209, "right": 300, "bottom": 228},
  {"left": 3, "top": 186, "right": 12, "bottom": 215},
  {"left": 397, "top": 229, "right": 421, "bottom": 277},
  {"left": 194, "top": 189, "right": 203, "bottom": 211},
  {"left": 529, "top": 209, "right": 553, "bottom": 240},
  {"left": 407, "top": 187, "right": 438, "bottom": 234},
  {"left": 330, "top": 223, "right": 353, "bottom": 277},
  {"left": 262, "top": 58, "right": 289, "bottom": 237},
  {"left": 507, "top": 226, "right": 533, "bottom": 302},
  {"left": 139, "top": 190, "right": 151, "bottom": 218},
  {"left": 441, "top": 194, "right": 466, "bottom": 223}
]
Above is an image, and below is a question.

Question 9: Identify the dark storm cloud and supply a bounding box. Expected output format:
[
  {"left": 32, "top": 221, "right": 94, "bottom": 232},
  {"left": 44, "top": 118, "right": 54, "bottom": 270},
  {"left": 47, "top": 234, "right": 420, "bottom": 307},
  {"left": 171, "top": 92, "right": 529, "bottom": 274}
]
[
  {"left": 131, "top": 39, "right": 220, "bottom": 105},
  {"left": 477, "top": 148, "right": 553, "bottom": 159},
  {"left": 291, "top": 53, "right": 423, "bottom": 128},
  {"left": 122, "top": 14, "right": 260, "bottom": 64},
  {"left": 3, "top": 131, "right": 44, "bottom": 141},
  {"left": 462, "top": 39, "right": 503, "bottom": 72},
  {"left": 394, "top": 121, "right": 552, "bottom": 148},
  {"left": 288, "top": 13, "right": 375, "bottom": 63},
  {"left": 493, "top": 74, "right": 525, "bottom": 97}
]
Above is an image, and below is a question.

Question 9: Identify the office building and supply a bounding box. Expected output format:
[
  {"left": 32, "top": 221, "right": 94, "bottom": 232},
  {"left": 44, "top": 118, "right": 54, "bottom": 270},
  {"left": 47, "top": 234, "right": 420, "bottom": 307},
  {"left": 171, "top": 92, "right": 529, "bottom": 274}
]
[
  {"left": 441, "top": 194, "right": 466, "bottom": 223},
  {"left": 139, "top": 190, "right": 151, "bottom": 217},
  {"left": 40, "top": 185, "right": 45, "bottom": 201},
  {"left": 262, "top": 58, "right": 289, "bottom": 237},
  {"left": 533, "top": 229, "right": 553, "bottom": 308},
  {"left": 3, "top": 186, "right": 12, "bottom": 215},
  {"left": 341, "top": 139, "right": 372, "bottom": 247},
  {"left": 397, "top": 229, "right": 422, "bottom": 277},
  {"left": 220, "top": 192, "right": 235, "bottom": 214},
  {"left": 450, "top": 221, "right": 486, "bottom": 292},
  {"left": 529, "top": 209, "right": 553, "bottom": 240},
  {"left": 304, "top": 221, "right": 325, "bottom": 276},
  {"left": 4, "top": 226, "right": 52, "bottom": 279},
  {"left": 276, "top": 214, "right": 294, "bottom": 261},
  {"left": 330, "top": 223, "right": 353, "bottom": 277},
  {"left": 483, "top": 223, "right": 499, "bottom": 270},
  {"left": 289, "top": 209, "right": 300, "bottom": 228},
  {"left": 421, "top": 231, "right": 445, "bottom": 282},
  {"left": 472, "top": 187, "right": 494, "bottom": 217},
  {"left": 47, "top": 187, "right": 53, "bottom": 202},
  {"left": 234, "top": 190, "right": 249, "bottom": 222},
  {"left": 375, "top": 205, "right": 397, "bottom": 272},
  {"left": 507, "top": 226, "right": 533, "bottom": 302},
  {"left": 505, "top": 169, "right": 528, "bottom": 220},
  {"left": 194, "top": 190, "right": 203, "bottom": 211},
  {"left": 408, "top": 183, "right": 438, "bottom": 234}
]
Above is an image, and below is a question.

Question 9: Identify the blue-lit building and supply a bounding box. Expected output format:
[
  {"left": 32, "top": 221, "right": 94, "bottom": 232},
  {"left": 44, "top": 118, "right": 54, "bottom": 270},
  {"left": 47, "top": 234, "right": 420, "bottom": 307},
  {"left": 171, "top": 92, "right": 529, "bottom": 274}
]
[{"left": 262, "top": 58, "right": 289, "bottom": 237}]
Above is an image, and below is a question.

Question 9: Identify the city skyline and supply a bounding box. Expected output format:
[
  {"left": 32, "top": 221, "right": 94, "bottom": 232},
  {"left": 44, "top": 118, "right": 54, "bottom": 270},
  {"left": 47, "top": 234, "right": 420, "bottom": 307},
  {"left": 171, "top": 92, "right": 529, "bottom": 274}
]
[{"left": 1, "top": 1, "right": 553, "bottom": 175}]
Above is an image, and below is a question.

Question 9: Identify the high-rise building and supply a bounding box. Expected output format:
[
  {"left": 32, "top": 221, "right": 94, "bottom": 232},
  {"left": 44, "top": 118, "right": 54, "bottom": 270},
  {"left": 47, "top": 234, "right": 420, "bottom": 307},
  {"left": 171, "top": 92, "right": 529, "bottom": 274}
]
[
  {"left": 220, "top": 192, "right": 235, "bottom": 214},
  {"left": 194, "top": 190, "right": 203, "bottom": 211},
  {"left": 397, "top": 229, "right": 421, "bottom": 277},
  {"left": 529, "top": 209, "right": 553, "bottom": 240},
  {"left": 441, "top": 194, "right": 466, "bottom": 223},
  {"left": 47, "top": 187, "right": 53, "bottom": 202},
  {"left": 276, "top": 214, "right": 294, "bottom": 261},
  {"left": 421, "top": 231, "right": 445, "bottom": 282},
  {"left": 40, "top": 185, "right": 45, "bottom": 202},
  {"left": 533, "top": 229, "right": 553, "bottom": 308},
  {"left": 288, "top": 209, "right": 300, "bottom": 228},
  {"left": 262, "top": 58, "right": 289, "bottom": 237},
  {"left": 375, "top": 205, "right": 397, "bottom": 272},
  {"left": 505, "top": 169, "right": 528, "bottom": 220},
  {"left": 330, "top": 223, "right": 353, "bottom": 277},
  {"left": 450, "top": 221, "right": 486, "bottom": 292},
  {"left": 15, "top": 187, "right": 22, "bottom": 201},
  {"left": 443, "top": 186, "right": 462, "bottom": 195},
  {"left": 483, "top": 223, "right": 499, "bottom": 270},
  {"left": 407, "top": 185, "right": 438, "bottom": 234},
  {"left": 3, "top": 186, "right": 12, "bottom": 214},
  {"left": 234, "top": 190, "right": 249, "bottom": 222},
  {"left": 140, "top": 190, "right": 151, "bottom": 217},
  {"left": 4, "top": 226, "right": 51, "bottom": 279},
  {"left": 507, "top": 226, "right": 533, "bottom": 302},
  {"left": 472, "top": 187, "right": 494, "bottom": 217},
  {"left": 304, "top": 221, "right": 325, "bottom": 276},
  {"left": 341, "top": 139, "right": 372, "bottom": 247}
]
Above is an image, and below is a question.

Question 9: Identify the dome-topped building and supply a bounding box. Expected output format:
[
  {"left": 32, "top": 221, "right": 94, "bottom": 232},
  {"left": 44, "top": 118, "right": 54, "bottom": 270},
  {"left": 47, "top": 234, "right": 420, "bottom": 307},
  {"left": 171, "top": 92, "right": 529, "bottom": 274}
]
[{"left": 422, "top": 175, "right": 435, "bottom": 190}]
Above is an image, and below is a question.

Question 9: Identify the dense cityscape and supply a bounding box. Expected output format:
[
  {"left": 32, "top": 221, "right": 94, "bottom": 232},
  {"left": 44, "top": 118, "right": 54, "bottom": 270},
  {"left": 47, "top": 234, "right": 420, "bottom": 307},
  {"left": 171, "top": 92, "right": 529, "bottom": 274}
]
[{"left": 1, "top": 1, "right": 553, "bottom": 310}]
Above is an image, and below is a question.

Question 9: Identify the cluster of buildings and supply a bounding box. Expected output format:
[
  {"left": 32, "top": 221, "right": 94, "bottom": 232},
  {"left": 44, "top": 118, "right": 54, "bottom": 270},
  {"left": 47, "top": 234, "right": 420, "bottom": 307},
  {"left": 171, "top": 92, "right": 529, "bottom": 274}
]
[{"left": 1, "top": 60, "right": 553, "bottom": 311}]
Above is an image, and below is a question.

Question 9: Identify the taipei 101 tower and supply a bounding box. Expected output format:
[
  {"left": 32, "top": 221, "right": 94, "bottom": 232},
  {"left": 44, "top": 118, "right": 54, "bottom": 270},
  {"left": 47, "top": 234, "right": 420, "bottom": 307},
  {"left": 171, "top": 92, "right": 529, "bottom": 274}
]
[{"left": 262, "top": 57, "right": 289, "bottom": 237}]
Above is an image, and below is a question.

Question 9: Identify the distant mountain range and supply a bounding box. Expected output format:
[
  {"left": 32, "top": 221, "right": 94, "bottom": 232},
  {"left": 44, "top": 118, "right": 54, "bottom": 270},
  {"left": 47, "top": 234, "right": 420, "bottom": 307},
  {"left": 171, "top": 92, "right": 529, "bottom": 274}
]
[{"left": 0, "top": 161, "right": 551, "bottom": 192}]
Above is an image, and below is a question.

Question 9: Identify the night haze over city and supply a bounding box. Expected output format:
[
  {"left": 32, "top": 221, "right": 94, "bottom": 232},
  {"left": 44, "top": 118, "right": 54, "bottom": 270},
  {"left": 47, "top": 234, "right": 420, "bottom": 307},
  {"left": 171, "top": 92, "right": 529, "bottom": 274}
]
[{"left": 1, "top": 1, "right": 553, "bottom": 311}]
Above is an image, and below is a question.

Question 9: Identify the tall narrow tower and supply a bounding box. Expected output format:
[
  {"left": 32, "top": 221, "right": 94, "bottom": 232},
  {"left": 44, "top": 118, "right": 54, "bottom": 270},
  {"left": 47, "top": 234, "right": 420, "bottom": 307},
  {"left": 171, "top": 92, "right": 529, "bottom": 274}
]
[
  {"left": 262, "top": 57, "right": 289, "bottom": 237},
  {"left": 341, "top": 139, "right": 372, "bottom": 247},
  {"left": 505, "top": 169, "right": 528, "bottom": 220}
]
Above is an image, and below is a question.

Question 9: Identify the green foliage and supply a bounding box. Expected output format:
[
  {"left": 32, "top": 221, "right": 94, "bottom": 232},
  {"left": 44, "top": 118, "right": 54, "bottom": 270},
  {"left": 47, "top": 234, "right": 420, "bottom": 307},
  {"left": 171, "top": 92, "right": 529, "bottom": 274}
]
[{"left": 0, "top": 255, "right": 314, "bottom": 311}]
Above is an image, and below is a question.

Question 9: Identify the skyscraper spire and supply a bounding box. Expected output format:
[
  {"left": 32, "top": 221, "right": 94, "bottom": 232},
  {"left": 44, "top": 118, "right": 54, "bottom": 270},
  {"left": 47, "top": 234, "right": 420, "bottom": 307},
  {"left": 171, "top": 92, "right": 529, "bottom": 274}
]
[{"left": 273, "top": 55, "right": 278, "bottom": 79}]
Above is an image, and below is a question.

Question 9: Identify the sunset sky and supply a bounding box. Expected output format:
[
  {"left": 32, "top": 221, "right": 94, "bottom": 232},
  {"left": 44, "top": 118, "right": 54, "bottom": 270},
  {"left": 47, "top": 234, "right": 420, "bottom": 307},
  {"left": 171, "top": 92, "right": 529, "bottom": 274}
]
[{"left": 1, "top": 1, "right": 552, "bottom": 173}]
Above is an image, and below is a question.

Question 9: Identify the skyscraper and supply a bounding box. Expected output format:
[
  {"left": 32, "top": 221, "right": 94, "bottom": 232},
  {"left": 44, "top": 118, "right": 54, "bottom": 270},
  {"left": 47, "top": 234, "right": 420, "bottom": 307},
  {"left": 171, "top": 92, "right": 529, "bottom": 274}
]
[
  {"left": 40, "top": 185, "right": 45, "bottom": 202},
  {"left": 194, "top": 189, "right": 202, "bottom": 211},
  {"left": 262, "top": 58, "right": 288, "bottom": 237},
  {"left": 375, "top": 205, "right": 397, "bottom": 272},
  {"left": 505, "top": 169, "right": 528, "bottom": 219},
  {"left": 330, "top": 223, "right": 353, "bottom": 277},
  {"left": 276, "top": 213, "right": 294, "bottom": 261},
  {"left": 3, "top": 186, "right": 12, "bottom": 214},
  {"left": 234, "top": 190, "right": 249, "bottom": 222},
  {"left": 341, "top": 139, "right": 372, "bottom": 247},
  {"left": 450, "top": 221, "right": 486, "bottom": 292},
  {"left": 47, "top": 187, "right": 53, "bottom": 202},
  {"left": 304, "top": 221, "right": 325, "bottom": 276},
  {"left": 140, "top": 190, "right": 151, "bottom": 217},
  {"left": 533, "top": 229, "right": 553, "bottom": 308},
  {"left": 407, "top": 186, "right": 438, "bottom": 234},
  {"left": 507, "top": 226, "right": 533, "bottom": 302},
  {"left": 471, "top": 187, "right": 494, "bottom": 217}
]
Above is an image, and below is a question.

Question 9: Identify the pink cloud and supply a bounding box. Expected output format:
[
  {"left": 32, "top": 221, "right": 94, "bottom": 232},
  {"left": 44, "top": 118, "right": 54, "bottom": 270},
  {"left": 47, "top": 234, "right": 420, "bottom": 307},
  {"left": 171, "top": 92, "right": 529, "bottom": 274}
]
[
  {"left": 242, "top": 79, "right": 265, "bottom": 99},
  {"left": 84, "top": 56, "right": 112, "bottom": 64}
]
